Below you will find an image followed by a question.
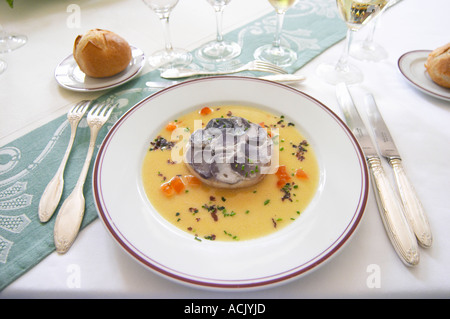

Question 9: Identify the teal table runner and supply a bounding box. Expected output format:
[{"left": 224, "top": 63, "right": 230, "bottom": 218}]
[{"left": 0, "top": 0, "right": 346, "bottom": 291}]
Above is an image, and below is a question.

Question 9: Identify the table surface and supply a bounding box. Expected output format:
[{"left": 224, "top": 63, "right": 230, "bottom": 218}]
[{"left": 1, "top": 0, "right": 449, "bottom": 298}]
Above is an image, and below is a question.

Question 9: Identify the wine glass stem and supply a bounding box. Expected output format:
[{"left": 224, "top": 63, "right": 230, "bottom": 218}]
[
  {"left": 272, "top": 11, "right": 286, "bottom": 49},
  {"left": 158, "top": 13, "right": 174, "bottom": 52},
  {"left": 363, "top": 16, "right": 378, "bottom": 49},
  {"left": 214, "top": 6, "right": 225, "bottom": 43},
  {"left": 335, "top": 28, "right": 354, "bottom": 73}
]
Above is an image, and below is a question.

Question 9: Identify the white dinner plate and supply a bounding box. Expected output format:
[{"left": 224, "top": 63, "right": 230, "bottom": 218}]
[
  {"left": 93, "top": 77, "right": 369, "bottom": 290},
  {"left": 54, "top": 46, "right": 145, "bottom": 92},
  {"left": 398, "top": 50, "right": 450, "bottom": 101}
]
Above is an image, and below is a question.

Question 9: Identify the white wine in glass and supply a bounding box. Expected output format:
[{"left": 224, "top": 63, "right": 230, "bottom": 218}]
[
  {"left": 350, "top": 0, "right": 395, "bottom": 61},
  {"left": 197, "top": 0, "right": 241, "bottom": 62},
  {"left": 142, "top": 0, "right": 192, "bottom": 70},
  {"left": 316, "top": 0, "right": 389, "bottom": 84},
  {"left": 254, "top": 0, "right": 298, "bottom": 67}
]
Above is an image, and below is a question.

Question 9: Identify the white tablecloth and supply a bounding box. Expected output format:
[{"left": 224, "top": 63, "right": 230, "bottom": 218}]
[{"left": 1, "top": 0, "right": 449, "bottom": 298}]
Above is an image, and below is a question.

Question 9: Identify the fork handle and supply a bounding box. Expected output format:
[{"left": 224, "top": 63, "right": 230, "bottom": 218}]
[
  {"left": 38, "top": 121, "right": 78, "bottom": 222},
  {"left": 53, "top": 127, "right": 100, "bottom": 254}
]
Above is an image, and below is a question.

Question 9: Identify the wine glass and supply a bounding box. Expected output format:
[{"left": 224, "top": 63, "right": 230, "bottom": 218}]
[
  {"left": 349, "top": 8, "right": 386, "bottom": 61},
  {"left": 253, "top": 0, "right": 298, "bottom": 67},
  {"left": 316, "top": 0, "right": 390, "bottom": 85},
  {"left": 0, "top": 31, "right": 27, "bottom": 53},
  {"left": 142, "top": 0, "right": 192, "bottom": 70},
  {"left": 0, "top": 24, "right": 27, "bottom": 75},
  {"left": 350, "top": 0, "right": 395, "bottom": 62},
  {"left": 196, "top": 0, "right": 241, "bottom": 62}
]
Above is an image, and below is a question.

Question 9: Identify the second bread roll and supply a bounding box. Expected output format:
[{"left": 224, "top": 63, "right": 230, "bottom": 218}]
[{"left": 425, "top": 43, "right": 450, "bottom": 88}]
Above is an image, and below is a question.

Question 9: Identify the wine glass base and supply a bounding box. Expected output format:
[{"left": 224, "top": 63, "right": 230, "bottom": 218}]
[
  {"left": 254, "top": 44, "right": 297, "bottom": 67},
  {"left": 196, "top": 40, "right": 241, "bottom": 63},
  {"left": 0, "top": 59, "right": 6, "bottom": 75},
  {"left": 350, "top": 41, "right": 388, "bottom": 62},
  {"left": 147, "top": 48, "right": 193, "bottom": 71},
  {"left": 0, "top": 34, "right": 27, "bottom": 53},
  {"left": 316, "top": 62, "right": 363, "bottom": 85}
]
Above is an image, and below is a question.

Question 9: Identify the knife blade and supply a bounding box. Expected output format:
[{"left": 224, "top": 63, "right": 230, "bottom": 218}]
[
  {"left": 364, "top": 93, "right": 433, "bottom": 248},
  {"left": 336, "top": 83, "right": 419, "bottom": 266}
]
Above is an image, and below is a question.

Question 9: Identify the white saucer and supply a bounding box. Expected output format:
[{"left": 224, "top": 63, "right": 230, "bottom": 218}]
[
  {"left": 398, "top": 50, "right": 450, "bottom": 101},
  {"left": 55, "top": 46, "right": 145, "bottom": 92}
]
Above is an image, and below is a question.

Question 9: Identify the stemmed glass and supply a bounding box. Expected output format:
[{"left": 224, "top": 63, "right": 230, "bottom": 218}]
[
  {"left": 253, "top": 0, "right": 298, "bottom": 67},
  {"left": 316, "top": 0, "right": 390, "bottom": 85},
  {"left": 349, "top": 9, "right": 386, "bottom": 61},
  {"left": 0, "top": 31, "right": 27, "bottom": 53},
  {"left": 350, "top": 0, "right": 394, "bottom": 62},
  {"left": 142, "top": 0, "right": 192, "bottom": 70},
  {"left": 0, "top": 24, "right": 27, "bottom": 75},
  {"left": 196, "top": 0, "right": 241, "bottom": 62}
]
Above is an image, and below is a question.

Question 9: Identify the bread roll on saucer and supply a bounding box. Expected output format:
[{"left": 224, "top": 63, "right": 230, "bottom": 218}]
[
  {"left": 425, "top": 43, "right": 450, "bottom": 88},
  {"left": 73, "top": 29, "right": 132, "bottom": 78}
]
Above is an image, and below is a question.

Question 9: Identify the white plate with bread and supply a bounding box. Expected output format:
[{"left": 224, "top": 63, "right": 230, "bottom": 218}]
[
  {"left": 55, "top": 29, "right": 146, "bottom": 92},
  {"left": 398, "top": 46, "right": 450, "bottom": 101}
]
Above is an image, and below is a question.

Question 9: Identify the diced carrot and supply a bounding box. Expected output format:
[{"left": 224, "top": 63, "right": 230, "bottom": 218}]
[
  {"left": 275, "top": 165, "right": 291, "bottom": 187},
  {"left": 275, "top": 165, "right": 289, "bottom": 178},
  {"left": 259, "top": 122, "right": 272, "bottom": 137},
  {"left": 199, "top": 107, "right": 213, "bottom": 115},
  {"left": 295, "top": 168, "right": 308, "bottom": 179},
  {"left": 160, "top": 182, "right": 174, "bottom": 197},
  {"left": 170, "top": 175, "right": 185, "bottom": 194},
  {"left": 165, "top": 122, "right": 177, "bottom": 131},
  {"left": 184, "top": 175, "right": 202, "bottom": 186}
]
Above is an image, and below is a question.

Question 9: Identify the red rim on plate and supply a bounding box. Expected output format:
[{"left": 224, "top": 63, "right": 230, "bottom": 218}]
[{"left": 93, "top": 76, "right": 369, "bottom": 290}]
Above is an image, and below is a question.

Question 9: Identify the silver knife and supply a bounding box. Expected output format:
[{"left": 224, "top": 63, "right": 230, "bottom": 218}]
[
  {"left": 336, "top": 83, "right": 419, "bottom": 266},
  {"left": 364, "top": 93, "right": 432, "bottom": 248}
]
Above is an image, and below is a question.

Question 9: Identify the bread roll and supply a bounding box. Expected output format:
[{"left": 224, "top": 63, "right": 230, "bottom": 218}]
[
  {"left": 425, "top": 43, "right": 450, "bottom": 88},
  {"left": 73, "top": 29, "right": 132, "bottom": 78}
]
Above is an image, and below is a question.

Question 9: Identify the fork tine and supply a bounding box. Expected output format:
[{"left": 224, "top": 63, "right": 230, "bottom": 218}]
[
  {"left": 76, "top": 100, "right": 91, "bottom": 114},
  {"left": 70, "top": 100, "right": 89, "bottom": 113},
  {"left": 87, "top": 102, "right": 105, "bottom": 116},
  {"left": 254, "top": 60, "right": 287, "bottom": 74},
  {"left": 103, "top": 102, "right": 118, "bottom": 118},
  {"left": 255, "top": 60, "right": 287, "bottom": 71}
]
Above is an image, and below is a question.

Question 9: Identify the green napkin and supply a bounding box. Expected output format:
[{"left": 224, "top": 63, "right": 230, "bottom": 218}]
[{"left": 0, "top": 0, "right": 346, "bottom": 291}]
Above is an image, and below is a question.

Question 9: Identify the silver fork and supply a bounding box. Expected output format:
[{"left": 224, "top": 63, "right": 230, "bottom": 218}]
[
  {"left": 38, "top": 100, "right": 91, "bottom": 223},
  {"left": 160, "top": 60, "right": 288, "bottom": 79},
  {"left": 54, "top": 101, "right": 117, "bottom": 254}
]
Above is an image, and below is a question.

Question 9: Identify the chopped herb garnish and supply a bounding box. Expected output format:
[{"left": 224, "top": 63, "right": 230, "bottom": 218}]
[
  {"left": 224, "top": 230, "right": 239, "bottom": 240},
  {"left": 264, "top": 199, "right": 270, "bottom": 205},
  {"left": 149, "top": 136, "right": 175, "bottom": 151}
]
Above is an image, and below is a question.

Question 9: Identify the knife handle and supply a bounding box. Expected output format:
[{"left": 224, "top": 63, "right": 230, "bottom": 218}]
[
  {"left": 367, "top": 157, "right": 420, "bottom": 266},
  {"left": 389, "top": 158, "right": 433, "bottom": 248}
]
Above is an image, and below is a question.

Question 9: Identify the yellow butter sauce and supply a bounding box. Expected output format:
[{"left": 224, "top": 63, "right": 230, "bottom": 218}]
[{"left": 141, "top": 105, "right": 319, "bottom": 241}]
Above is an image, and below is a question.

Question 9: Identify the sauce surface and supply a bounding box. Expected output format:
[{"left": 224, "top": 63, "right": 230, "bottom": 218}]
[{"left": 142, "top": 105, "right": 319, "bottom": 242}]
